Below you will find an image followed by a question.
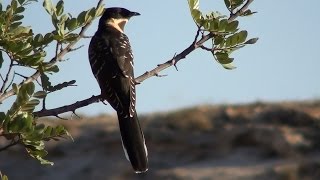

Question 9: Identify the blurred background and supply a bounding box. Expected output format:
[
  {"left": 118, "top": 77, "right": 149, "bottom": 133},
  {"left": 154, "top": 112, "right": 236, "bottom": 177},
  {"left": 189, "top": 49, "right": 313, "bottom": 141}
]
[{"left": 1, "top": 0, "right": 320, "bottom": 179}]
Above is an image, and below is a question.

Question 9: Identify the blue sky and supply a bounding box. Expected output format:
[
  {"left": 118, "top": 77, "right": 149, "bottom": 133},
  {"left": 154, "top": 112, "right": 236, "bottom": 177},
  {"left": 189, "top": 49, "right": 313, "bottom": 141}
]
[{"left": 1, "top": 0, "right": 320, "bottom": 116}]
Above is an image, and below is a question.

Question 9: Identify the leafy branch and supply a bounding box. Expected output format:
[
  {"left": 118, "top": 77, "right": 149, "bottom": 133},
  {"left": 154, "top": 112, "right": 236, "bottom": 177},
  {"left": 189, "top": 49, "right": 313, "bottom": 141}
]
[
  {"left": 0, "top": 0, "right": 104, "bottom": 165},
  {"left": 0, "top": 0, "right": 105, "bottom": 103},
  {"left": 32, "top": 0, "right": 257, "bottom": 118},
  {"left": 0, "top": 0, "right": 257, "bottom": 171}
]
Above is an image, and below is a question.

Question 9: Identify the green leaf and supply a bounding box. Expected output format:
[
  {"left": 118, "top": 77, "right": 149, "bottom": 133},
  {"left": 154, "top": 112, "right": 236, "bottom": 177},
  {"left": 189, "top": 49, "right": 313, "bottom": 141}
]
[
  {"left": 12, "top": 83, "right": 19, "bottom": 94},
  {"left": 26, "top": 147, "right": 54, "bottom": 165},
  {"left": 43, "top": 32, "right": 54, "bottom": 44},
  {"left": 64, "top": 33, "right": 79, "bottom": 42},
  {"left": 26, "top": 99, "right": 40, "bottom": 106},
  {"left": 11, "top": 0, "right": 18, "bottom": 11},
  {"left": 191, "top": 9, "right": 203, "bottom": 26},
  {"left": 35, "top": 124, "right": 46, "bottom": 134},
  {"left": 25, "top": 82, "right": 35, "bottom": 95},
  {"left": 188, "top": 0, "right": 204, "bottom": 26},
  {"left": 19, "top": 54, "right": 44, "bottom": 66},
  {"left": 224, "top": 0, "right": 231, "bottom": 9},
  {"left": 77, "top": 11, "right": 87, "bottom": 25},
  {"left": 55, "top": 0, "right": 64, "bottom": 16},
  {"left": 0, "top": 112, "right": 5, "bottom": 124},
  {"left": 45, "top": 65, "right": 59, "bottom": 73},
  {"left": 13, "top": 14, "right": 24, "bottom": 22},
  {"left": 230, "top": 0, "right": 244, "bottom": 10},
  {"left": 188, "top": 0, "right": 200, "bottom": 10},
  {"left": 66, "top": 18, "right": 77, "bottom": 31},
  {"left": 245, "top": 37, "right": 259, "bottom": 44},
  {"left": 9, "top": 114, "right": 34, "bottom": 133},
  {"left": 241, "top": 9, "right": 257, "bottom": 16},
  {"left": 43, "top": 126, "right": 53, "bottom": 139},
  {"left": 40, "top": 73, "right": 52, "bottom": 91},
  {"left": 33, "top": 34, "right": 44, "bottom": 46},
  {"left": 87, "top": 8, "right": 96, "bottom": 21},
  {"left": 215, "top": 52, "right": 233, "bottom": 64},
  {"left": 225, "top": 31, "right": 247, "bottom": 47},
  {"left": 0, "top": 51, "right": 3, "bottom": 69},
  {"left": 218, "top": 19, "right": 228, "bottom": 32},
  {"left": 43, "top": 0, "right": 54, "bottom": 15},
  {"left": 33, "top": 91, "right": 47, "bottom": 99},
  {"left": 237, "top": 30, "right": 248, "bottom": 44},
  {"left": 1, "top": 174, "right": 8, "bottom": 180},
  {"left": 10, "top": 26, "right": 31, "bottom": 36},
  {"left": 21, "top": 105, "right": 35, "bottom": 112},
  {"left": 214, "top": 36, "right": 224, "bottom": 46},
  {"left": 225, "top": 34, "right": 236, "bottom": 47},
  {"left": 225, "top": 20, "right": 238, "bottom": 32},
  {"left": 16, "top": 6, "right": 25, "bottom": 13},
  {"left": 222, "top": 63, "right": 236, "bottom": 70},
  {"left": 95, "top": 4, "right": 105, "bottom": 17},
  {"left": 10, "top": 22, "right": 23, "bottom": 29},
  {"left": 18, "top": 0, "right": 26, "bottom": 5}
]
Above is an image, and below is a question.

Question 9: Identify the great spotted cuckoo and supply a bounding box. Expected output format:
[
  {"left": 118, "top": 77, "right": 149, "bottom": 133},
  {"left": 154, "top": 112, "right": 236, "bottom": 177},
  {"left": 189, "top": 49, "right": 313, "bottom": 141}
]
[{"left": 88, "top": 7, "right": 148, "bottom": 173}]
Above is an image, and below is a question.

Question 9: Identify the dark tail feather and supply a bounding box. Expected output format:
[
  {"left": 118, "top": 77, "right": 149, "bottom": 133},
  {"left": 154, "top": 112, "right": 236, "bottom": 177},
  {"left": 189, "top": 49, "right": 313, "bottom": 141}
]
[{"left": 117, "top": 112, "right": 148, "bottom": 173}]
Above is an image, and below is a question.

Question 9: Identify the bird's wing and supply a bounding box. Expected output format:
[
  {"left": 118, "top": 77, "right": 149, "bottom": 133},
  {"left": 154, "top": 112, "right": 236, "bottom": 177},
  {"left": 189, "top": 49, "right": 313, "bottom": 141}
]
[
  {"left": 109, "top": 33, "right": 135, "bottom": 78},
  {"left": 108, "top": 33, "right": 136, "bottom": 117}
]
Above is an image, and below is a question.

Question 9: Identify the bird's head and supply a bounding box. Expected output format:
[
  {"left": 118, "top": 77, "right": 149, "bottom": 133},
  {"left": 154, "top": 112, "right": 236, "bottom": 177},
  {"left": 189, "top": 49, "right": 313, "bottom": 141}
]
[{"left": 99, "top": 7, "right": 140, "bottom": 33}]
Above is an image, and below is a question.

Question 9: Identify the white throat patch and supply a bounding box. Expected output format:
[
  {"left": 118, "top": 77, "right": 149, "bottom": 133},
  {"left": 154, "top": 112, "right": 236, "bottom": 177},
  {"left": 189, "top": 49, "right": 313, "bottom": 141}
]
[{"left": 106, "top": 18, "right": 128, "bottom": 33}]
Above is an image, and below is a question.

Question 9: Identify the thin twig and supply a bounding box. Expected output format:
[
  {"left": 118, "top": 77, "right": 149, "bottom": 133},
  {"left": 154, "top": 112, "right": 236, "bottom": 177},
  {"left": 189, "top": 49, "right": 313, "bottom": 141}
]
[
  {"left": 14, "top": 72, "right": 28, "bottom": 79},
  {"left": 3, "top": 73, "right": 16, "bottom": 92},
  {"left": 0, "top": 74, "right": 4, "bottom": 82},
  {"left": 68, "top": 45, "right": 84, "bottom": 52},
  {"left": 0, "top": 60, "right": 14, "bottom": 93},
  {"left": 193, "top": 26, "right": 201, "bottom": 45},
  {"left": 200, "top": 45, "right": 213, "bottom": 51}
]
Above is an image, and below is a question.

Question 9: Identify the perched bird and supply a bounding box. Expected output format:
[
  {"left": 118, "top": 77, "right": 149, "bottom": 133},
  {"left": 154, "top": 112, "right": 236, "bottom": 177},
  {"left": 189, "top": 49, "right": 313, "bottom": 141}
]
[{"left": 88, "top": 7, "right": 148, "bottom": 173}]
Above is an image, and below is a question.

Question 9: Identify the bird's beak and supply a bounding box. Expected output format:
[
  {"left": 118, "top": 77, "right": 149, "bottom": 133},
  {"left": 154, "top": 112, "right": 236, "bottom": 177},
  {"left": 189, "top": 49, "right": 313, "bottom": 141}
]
[{"left": 130, "top": 11, "right": 141, "bottom": 17}]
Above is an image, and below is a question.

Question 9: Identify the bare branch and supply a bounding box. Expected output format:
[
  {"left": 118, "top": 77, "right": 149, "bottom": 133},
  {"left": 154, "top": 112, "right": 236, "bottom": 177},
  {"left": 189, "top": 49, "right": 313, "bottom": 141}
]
[
  {"left": 68, "top": 45, "right": 84, "bottom": 52},
  {"left": 33, "top": 95, "right": 101, "bottom": 117},
  {"left": 200, "top": 45, "right": 213, "bottom": 51},
  {"left": 193, "top": 26, "right": 201, "bottom": 44}
]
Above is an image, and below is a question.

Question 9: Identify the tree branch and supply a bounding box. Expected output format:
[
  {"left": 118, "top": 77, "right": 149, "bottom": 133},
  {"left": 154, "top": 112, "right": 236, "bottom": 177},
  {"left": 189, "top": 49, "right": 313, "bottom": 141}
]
[
  {"left": 229, "top": 0, "right": 254, "bottom": 22},
  {"left": 30, "top": 0, "right": 254, "bottom": 118},
  {"left": 0, "top": 0, "right": 105, "bottom": 103},
  {"left": 136, "top": 0, "right": 254, "bottom": 83},
  {"left": 0, "top": 60, "right": 14, "bottom": 93},
  {"left": 33, "top": 95, "right": 101, "bottom": 117}
]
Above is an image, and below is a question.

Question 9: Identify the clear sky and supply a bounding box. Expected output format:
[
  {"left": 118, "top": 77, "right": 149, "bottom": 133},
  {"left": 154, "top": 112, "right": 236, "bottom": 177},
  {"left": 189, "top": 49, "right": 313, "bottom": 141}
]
[{"left": 1, "top": 0, "right": 320, "bottom": 116}]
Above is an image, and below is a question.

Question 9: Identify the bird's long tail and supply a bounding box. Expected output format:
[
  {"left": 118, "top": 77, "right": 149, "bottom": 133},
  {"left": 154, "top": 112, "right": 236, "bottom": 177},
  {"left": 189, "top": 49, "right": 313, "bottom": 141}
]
[{"left": 117, "top": 112, "right": 148, "bottom": 173}]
